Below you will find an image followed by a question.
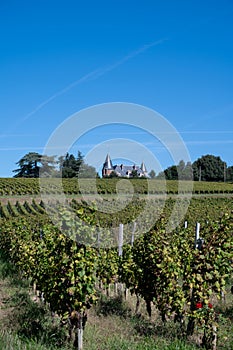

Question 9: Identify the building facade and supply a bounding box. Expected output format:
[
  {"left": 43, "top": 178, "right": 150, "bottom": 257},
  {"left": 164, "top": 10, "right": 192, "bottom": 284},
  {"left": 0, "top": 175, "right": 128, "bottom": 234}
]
[{"left": 102, "top": 154, "right": 148, "bottom": 178}]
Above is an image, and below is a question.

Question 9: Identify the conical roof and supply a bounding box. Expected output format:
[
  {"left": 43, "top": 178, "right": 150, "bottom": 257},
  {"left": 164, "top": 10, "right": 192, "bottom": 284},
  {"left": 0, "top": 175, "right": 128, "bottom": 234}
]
[
  {"left": 103, "top": 154, "right": 113, "bottom": 169},
  {"left": 141, "top": 161, "right": 147, "bottom": 172}
]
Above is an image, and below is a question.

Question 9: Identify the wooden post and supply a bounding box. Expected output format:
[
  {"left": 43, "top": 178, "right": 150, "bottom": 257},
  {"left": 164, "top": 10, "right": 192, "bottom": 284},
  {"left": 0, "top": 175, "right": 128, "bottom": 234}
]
[
  {"left": 135, "top": 294, "right": 140, "bottom": 314},
  {"left": 107, "top": 284, "right": 111, "bottom": 297},
  {"left": 119, "top": 282, "right": 124, "bottom": 296},
  {"left": 99, "top": 279, "right": 103, "bottom": 290},
  {"left": 77, "top": 327, "right": 83, "bottom": 350},
  {"left": 195, "top": 222, "right": 200, "bottom": 249},
  {"left": 212, "top": 325, "right": 217, "bottom": 350},
  {"left": 114, "top": 282, "right": 118, "bottom": 296},
  {"left": 188, "top": 223, "right": 201, "bottom": 336},
  {"left": 221, "top": 290, "right": 226, "bottom": 303},
  {"left": 131, "top": 221, "right": 136, "bottom": 246},
  {"left": 72, "top": 315, "right": 83, "bottom": 350},
  {"left": 118, "top": 224, "right": 123, "bottom": 256},
  {"left": 33, "top": 281, "right": 37, "bottom": 295},
  {"left": 124, "top": 287, "right": 129, "bottom": 300},
  {"left": 97, "top": 229, "right": 100, "bottom": 248},
  {"left": 40, "top": 291, "right": 45, "bottom": 303}
]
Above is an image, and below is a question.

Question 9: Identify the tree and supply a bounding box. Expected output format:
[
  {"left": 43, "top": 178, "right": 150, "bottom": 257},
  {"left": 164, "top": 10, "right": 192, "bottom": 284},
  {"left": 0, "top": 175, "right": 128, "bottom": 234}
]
[
  {"left": 164, "top": 165, "right": 178, "bottom": 180},
  {"left": 61, "top": 152, "right": 85, "bottom": 178},
  {"left": 14, "top": 151, "right": 97, "bottom": 179},
  {"left": 13, "top": 152, "right": 42, "bottom": 178},
  {"left": 76, "top": 151, "right": 84, "bottom": 169},
  {"left": 40, "top": 155, "right": 57, "bottom": 177},
  {"left": 61, "top": 153, "right": 77, "bottom": 178},
  {"left": 78, "top": 163, "right": 98, "bottom": 178},
  {"left": 107, "top": 171, "right": 119, "bottom": 178},
  {"left": 192, "top": 155, "right": 226, "bottom": 182},
  {"left": 131, "top": 169, "right": 139, "bottom": 178},
  {"left": 157, "top": 161, "right": 193, "bottom": 180},
  {"left": 149, "top": 169, "right": 156, "bottom": 179},
  {"left": 178, "top": 161, "right": 193, "bottom": 180},
  {"left": 226, "top": 166, "right": 233, "bottom": 182}
]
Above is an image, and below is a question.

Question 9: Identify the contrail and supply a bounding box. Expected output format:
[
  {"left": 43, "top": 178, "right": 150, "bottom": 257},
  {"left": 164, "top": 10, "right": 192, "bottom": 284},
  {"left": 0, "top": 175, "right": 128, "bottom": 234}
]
[
  {"left": 87, "top": 38, "right": 168, "bottom": 79},
  {"left": 22, "top": 68, "right": 102, "bottom": 121},
  {"left": 22, "top": 38, "right": 168, "bottom": 121}
]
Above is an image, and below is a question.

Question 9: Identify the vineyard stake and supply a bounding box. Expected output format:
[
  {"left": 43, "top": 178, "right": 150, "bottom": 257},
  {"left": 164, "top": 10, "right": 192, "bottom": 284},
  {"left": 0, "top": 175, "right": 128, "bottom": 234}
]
[
  {"left": 77, "top": 327, "right": 83, "bottom": 350},
  {"left": 195, "top": 222, "right": 200, "bottom": 249},
  {"left": 97, "top": 229, "right": 100, "bottom": 249},
  {"left": 114, "top": 282, "right": 118, "bottom": 296},
  {"left": 131, "top": 221, "right": 136, "bottom": 246},
  {"left": 118, "top": 223, "right": 123, "bottom": 256},
  {"left": 212, "top": 325, "right": 217, "bottom": 350},
  {"left": 33, "top": 281, "right": 37, "bottom": 295}
]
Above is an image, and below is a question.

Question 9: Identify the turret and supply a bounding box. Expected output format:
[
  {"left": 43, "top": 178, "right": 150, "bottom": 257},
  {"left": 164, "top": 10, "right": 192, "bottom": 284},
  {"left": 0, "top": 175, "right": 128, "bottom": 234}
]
[
  {"left": 141, "top": 161, "right": 147, "bottom": 172},
  {"left": 102, "top": 154, "right": 113, "bottom": 177}
]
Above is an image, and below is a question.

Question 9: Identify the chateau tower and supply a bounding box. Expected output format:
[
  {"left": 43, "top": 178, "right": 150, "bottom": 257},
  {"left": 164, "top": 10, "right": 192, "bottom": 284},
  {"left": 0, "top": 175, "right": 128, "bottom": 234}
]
[
  {"left": 102, "top": 154, "right": 113, "bottom": 177},
  {"left": 141, "top": 161, "right": 147, "bottom": 173}
]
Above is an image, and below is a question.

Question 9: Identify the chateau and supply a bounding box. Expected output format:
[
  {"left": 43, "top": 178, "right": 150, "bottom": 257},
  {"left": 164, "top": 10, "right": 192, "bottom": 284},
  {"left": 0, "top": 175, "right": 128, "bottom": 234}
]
[{"left": 102, "top": 154, "right": 148, "bottom": 178}]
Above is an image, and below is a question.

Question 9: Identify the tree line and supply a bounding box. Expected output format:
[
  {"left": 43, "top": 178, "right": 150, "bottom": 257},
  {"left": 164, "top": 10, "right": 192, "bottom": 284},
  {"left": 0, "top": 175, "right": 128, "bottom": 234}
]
[
  {"left": 13, "top": 151, "right": 98, "bottom": 178},
  {"left": 154, "top": 154, "right": 233, "bottom": 182},
  {"left": 13, "top": 152, "right": 233, "bottom": 182}
]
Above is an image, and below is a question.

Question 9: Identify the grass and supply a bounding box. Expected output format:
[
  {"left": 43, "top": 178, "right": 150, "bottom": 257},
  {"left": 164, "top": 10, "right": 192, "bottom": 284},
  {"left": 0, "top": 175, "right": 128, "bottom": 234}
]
[
  {"left": 83, "top": 311, "right": 198, "bottom": 350},
  {"left": 0, "top": 330, "right": 199, "bottom": 350},
  {"left": 0, "top": 331, "right": 68, "bottom": 350}
]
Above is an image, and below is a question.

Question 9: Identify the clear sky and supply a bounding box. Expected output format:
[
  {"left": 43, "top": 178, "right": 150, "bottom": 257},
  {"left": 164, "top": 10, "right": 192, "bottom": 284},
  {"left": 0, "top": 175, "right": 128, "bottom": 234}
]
[{"left": 1, "top": 0, "right": 233, "bottom": 177}]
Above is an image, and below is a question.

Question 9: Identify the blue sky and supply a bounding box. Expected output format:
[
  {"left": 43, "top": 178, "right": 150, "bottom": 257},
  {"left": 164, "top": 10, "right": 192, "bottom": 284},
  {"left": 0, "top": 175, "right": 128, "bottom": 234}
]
[{"left": 1, "top": 0, "right": 233, "bottom": 177}]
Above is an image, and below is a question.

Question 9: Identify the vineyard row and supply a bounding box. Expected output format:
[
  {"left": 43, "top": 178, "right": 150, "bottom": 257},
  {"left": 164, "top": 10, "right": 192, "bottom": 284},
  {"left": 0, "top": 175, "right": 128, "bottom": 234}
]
[{"left": 0, "top": 178, "right": 233, "bottom": 196}]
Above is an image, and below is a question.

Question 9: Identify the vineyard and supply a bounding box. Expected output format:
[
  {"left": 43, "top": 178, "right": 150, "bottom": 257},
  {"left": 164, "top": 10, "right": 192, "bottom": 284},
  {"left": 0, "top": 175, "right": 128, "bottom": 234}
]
[
  {"left": 0, "top": 178, "right": 233, "bottom": 349},
  {"left": 0, "top": 178, "right": 232, "bottom": 196}
]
